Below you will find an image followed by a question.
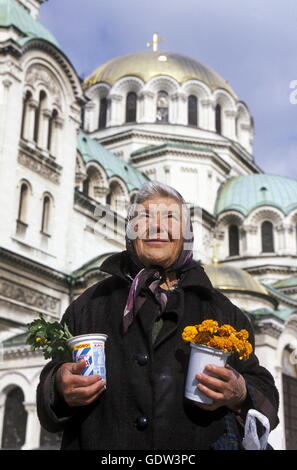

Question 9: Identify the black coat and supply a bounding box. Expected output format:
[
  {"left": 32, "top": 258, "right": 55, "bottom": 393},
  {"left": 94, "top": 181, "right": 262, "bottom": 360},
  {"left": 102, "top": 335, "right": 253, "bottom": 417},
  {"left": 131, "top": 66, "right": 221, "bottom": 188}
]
[{"left": 37, "top": 252, "right": 279, "bottom": 450}]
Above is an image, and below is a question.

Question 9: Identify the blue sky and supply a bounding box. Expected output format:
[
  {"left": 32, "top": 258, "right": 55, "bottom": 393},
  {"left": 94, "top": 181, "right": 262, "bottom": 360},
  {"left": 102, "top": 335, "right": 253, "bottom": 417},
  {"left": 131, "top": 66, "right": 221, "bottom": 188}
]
[{"left": 40, "top": 0, "right": 297, "bottom": 179}]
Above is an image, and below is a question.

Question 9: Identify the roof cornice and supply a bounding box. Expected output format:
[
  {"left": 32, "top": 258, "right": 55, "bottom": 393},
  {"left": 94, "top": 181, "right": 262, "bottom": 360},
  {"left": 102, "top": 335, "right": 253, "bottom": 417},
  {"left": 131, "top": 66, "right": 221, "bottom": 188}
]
[
  {"left": 93, "top": 126, "right": 260, "bottom": 174},
  {"left": 0, "top": 246, "right": 68, "bottom": 283}
]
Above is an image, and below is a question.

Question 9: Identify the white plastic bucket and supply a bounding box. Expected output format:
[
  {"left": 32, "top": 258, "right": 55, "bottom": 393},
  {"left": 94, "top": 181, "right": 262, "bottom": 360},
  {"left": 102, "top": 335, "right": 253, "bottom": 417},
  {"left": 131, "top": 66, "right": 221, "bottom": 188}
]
[
  {"left": 185, "top": 343, "right": 230, "bottom": 404},
  {"left": 67, "top": 334, "right": 108, "bottom": 379}
]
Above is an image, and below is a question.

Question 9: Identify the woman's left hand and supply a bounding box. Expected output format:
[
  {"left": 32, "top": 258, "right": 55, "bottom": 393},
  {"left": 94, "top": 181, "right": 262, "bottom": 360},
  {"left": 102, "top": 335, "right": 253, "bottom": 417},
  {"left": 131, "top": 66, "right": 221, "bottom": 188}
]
[{"left": 195, "top": 364, "right": 247, "bottom": 412}]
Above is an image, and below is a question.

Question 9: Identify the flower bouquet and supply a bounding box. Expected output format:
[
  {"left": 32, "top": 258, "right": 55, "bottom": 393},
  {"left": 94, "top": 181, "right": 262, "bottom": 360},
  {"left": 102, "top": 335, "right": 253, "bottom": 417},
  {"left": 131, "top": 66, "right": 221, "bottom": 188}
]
[
  {"left": 26, "top": 313, "right": 73, "bottom": 361},
  {"left": 26, "top": 313, "right": 108, "bottom": 378},
  {"left": 182, "top": 319, "right": 253, "bottom": 404}
]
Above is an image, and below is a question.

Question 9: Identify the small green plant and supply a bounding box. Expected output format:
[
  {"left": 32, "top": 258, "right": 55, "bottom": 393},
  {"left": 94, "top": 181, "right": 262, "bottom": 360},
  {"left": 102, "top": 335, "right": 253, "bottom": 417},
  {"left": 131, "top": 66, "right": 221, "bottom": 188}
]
[{"left": 26, "top": 313, "right": 73, "bottom": 360}]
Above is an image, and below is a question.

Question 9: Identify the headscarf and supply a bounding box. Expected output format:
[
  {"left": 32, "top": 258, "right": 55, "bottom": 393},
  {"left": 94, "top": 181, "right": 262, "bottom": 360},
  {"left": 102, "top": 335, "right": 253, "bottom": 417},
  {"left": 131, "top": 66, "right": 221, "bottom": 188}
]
[{"left": 122, "top": 191, "right": 194, "bottom": 333}]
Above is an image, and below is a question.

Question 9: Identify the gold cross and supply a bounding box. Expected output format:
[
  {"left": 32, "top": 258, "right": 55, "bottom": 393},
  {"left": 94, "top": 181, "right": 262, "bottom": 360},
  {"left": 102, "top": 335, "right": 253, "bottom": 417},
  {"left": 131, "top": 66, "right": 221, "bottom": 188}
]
[{"left": 147, "top": 32, "right": 164, "bottom": 52}]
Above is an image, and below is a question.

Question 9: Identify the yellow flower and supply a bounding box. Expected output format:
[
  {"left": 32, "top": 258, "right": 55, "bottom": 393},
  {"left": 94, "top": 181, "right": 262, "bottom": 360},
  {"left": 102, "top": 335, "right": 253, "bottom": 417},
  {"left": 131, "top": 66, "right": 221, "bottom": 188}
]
[
  {"left": 36, "top": 336, "right": 47, "bottom": 344},
  {"left": 181, "top": 319, "right": 253, "bottom": 360},
  {"left": 218, "top": 324, "right": 236, "bottom": 336},
  {"left": 197, "top": 319, "right": 219, "bottom": 334},
  {"left": 236, "top": 329, "right": 249, "bottom": 341},
  {"left": 182, "top": 326, "right": 198, "bottom": 343},
  {"left": 195, "top": 331, "right": 212, "bottom": 345}
]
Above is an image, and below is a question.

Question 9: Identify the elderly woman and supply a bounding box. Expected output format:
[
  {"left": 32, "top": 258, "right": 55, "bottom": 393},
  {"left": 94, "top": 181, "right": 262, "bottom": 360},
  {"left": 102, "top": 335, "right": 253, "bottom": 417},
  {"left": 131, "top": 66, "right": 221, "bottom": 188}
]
[{"left": 37, "top": 181, "right": 279, "bottom": 450}]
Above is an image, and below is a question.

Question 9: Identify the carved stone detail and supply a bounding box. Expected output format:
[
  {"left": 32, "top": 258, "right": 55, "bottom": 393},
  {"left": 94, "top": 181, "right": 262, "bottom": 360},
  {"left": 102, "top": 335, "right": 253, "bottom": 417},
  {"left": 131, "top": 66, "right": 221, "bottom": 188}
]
[
  {"left": 18, "top": 145, "right": 62, "bottom": 185},
  {"left": 0, "top": 278, "right": 60, "bottom": 314},
  {"left": 144, "top": 168, "right": 156, "bottom": 175},
  {"left": 25, "top": 65, "right": 62, "bottom": 109},
  {"left": 181, "top": 167, "right": 198, "bottom": 173}
]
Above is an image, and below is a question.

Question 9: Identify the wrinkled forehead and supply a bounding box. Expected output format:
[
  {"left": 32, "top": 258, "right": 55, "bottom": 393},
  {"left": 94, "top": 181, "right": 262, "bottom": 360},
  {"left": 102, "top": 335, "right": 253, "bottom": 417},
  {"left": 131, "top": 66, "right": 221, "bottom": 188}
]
[{"left": 129, "top": 196, "right": 185, "bottom": 218}]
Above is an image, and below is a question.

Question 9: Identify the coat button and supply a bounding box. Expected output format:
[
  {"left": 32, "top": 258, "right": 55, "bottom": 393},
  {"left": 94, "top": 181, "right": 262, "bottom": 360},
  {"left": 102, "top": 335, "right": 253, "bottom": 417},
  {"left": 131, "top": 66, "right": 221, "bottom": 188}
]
[
  {"left": 136, "top": 416, "right": 149, "bottom": 430},
  {"left": 137, "top": 353, "right": 149, "bottom": 366}
]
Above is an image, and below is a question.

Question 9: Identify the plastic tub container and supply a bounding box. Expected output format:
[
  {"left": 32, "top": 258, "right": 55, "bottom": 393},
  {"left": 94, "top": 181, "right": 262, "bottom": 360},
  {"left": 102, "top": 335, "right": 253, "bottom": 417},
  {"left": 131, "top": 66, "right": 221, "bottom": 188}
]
[
  {"left": 185, "top": 343, "right": 230, "bottom": 404},
  {"left": 67, "top": 334, "right": 108, "bottom": 379}
]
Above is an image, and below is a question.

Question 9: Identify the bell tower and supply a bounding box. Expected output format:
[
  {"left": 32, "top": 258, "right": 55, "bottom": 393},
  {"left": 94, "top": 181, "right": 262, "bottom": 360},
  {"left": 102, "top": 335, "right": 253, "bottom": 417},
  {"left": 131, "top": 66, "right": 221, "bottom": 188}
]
[{"left": 15, "top": 0, "right": 48, "bottom": 20}]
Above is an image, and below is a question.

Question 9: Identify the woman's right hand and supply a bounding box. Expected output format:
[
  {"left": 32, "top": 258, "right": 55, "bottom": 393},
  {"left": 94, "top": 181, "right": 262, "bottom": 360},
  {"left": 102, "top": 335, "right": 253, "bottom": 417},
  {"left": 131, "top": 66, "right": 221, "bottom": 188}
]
[{"left": 55, "top": 359, "right": 106, "bottom": 407}]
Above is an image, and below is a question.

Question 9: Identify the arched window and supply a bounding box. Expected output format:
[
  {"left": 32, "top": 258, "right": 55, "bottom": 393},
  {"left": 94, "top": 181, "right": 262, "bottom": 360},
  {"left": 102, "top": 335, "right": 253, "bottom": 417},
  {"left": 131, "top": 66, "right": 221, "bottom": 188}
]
[
  {"left": 41, "top": 195, "right": 51, "bottom": 235},
  {"left": 188, "top": 95, "right": 198, "bottom": 127},
  {"left": 18, "top": 182, "right": 29, "bottom": 223},
  {"left": 126, "top": 92, "right": 137, "bottom": 123},
  {"left": 82, "top": 177, "right": 90, "bottom": 196},
  {"left": 229, "top": 225, "right": 239, "bottom": 256},
  {"left": 261, "top": 220, "right": 274, "bottom": 253},
  {"left": 20, "top": 91, "right": 32, "bottom": 139},
  {"left": 33, "top": 90, "right": 46, "bottom": 144},
  {"left": 215, "top": 103, "right": 222, "bottom": 134},
  {"left": 47, "top": 109, "right": 58, "bottom": 152},
  {"left": 106, "top": 181, "right": 126, "bottom": 212},
  {"left": 156, "top": 91, "right": 169, "bottom": 122},
  {"left": 99, "top": 97, "right": 108, "bottom": 129},
  {"left": 1, "top": 387, "right": 27, "bottom": 449},
  {"left": 82, "top": 166, "right": 106, "bottom": 200}
]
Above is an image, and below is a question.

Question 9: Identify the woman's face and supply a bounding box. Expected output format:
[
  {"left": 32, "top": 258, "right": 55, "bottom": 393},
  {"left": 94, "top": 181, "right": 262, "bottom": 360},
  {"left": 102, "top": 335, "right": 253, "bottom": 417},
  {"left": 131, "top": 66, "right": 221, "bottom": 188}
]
[{"left": 133, "top": 196, "right": 184, "bottom": 269}]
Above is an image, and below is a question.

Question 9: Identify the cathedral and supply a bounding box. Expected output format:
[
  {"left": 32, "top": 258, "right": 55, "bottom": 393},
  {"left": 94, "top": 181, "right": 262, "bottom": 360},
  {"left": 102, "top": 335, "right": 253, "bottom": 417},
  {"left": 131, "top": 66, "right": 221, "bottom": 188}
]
[{"left": 0, "top": 0, "right": 297, "bottom": 450}]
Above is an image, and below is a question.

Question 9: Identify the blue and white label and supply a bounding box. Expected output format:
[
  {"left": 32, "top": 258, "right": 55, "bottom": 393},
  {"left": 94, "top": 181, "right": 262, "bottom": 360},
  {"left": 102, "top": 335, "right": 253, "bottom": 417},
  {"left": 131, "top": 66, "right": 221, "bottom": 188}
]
[{"left": 71, "top": 341, "right": 106, "bottom": 379}]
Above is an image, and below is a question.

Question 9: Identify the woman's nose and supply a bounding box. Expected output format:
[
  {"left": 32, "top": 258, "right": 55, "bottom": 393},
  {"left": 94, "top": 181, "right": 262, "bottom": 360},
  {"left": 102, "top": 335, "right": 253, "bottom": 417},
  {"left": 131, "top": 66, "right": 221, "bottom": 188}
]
[{"left": 148, "top": 213, "right": 167, "bottom": 234}]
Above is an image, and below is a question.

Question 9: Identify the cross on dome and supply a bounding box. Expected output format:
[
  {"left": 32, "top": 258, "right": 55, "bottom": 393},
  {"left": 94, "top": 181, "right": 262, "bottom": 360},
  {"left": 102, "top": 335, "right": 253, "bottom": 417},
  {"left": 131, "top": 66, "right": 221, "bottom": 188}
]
[{"left": 146, "top": 32, "right": 164, "bottom": 52}]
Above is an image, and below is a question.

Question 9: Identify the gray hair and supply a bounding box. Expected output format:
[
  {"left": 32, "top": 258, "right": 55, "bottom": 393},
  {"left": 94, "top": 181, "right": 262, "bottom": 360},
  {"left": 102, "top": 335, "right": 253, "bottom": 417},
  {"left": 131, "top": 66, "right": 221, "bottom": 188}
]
[{"left": 131, "top": 181, "right": 186, "bottom": 207}]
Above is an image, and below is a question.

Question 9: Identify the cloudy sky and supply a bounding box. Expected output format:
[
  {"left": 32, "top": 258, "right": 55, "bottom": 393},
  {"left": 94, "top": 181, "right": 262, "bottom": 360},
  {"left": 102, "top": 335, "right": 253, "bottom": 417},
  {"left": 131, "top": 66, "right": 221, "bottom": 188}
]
[{"left": 40, "top": 0, "right": 297, "bottom": 179}]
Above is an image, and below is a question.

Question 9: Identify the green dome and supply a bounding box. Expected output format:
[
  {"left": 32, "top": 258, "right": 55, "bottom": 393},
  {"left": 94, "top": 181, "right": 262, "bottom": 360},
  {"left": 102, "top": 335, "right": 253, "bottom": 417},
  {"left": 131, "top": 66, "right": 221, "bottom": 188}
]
[
  {"left": 77, "top": 132, "right": 148, "bottom": 191},
  {"left": 0, "top": 0, "right": 59, "bottom": 47},
  {"left": 215, "top": 174, "right": 297, "bottom": 216}
]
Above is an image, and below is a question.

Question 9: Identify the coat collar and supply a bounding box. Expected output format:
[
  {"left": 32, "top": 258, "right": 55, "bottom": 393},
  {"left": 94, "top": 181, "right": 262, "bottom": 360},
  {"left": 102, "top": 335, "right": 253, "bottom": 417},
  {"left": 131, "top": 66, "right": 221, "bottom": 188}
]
[{"left": 100, "top": 250, "right": 214, "bottom": 299}]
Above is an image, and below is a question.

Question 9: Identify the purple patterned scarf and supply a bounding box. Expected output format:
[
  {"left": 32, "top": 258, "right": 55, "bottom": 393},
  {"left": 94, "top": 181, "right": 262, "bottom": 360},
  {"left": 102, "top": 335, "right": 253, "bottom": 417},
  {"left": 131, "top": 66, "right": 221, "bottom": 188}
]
[{"left": 123, "top": 209, "right": 194, "bottom": 333}]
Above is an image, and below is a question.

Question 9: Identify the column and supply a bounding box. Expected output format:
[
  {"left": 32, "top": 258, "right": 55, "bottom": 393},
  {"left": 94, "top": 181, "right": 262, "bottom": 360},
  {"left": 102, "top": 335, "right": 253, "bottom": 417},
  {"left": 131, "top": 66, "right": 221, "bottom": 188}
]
[
  {"left": 84, "top": 101, "right": 96, "bottom": 132},
  {"left": 138, "top": 90, "right": 155, "bottom": 123},
  {"left": 24, "top": 98, "right": 39, "bottom": 142},
  {"left": 22, "top": 402, "right": 41, "bottom": 450},
  {"left": 108, "top": 94, "right": 123, "bottom": 126},
  {"left": 200, "top": 98, "right": 214, "bottom": 130},
  {"left": 0, "top": 79, "right": 12, "bottom": 153},
  {"left": 224, "top": 109, "right": 237, "bottom": 139},
  {"left": 38, "top": 108, "right": 52, "bottom": 151},
  {"left": 51, "top": 116, "right": 64, "bottom": 159},
  {"left": 171, "top": 92, "right": 187, "bottom": 125},
  {"left": 244, "top": 224, "right": 258, "bottom": 256}
]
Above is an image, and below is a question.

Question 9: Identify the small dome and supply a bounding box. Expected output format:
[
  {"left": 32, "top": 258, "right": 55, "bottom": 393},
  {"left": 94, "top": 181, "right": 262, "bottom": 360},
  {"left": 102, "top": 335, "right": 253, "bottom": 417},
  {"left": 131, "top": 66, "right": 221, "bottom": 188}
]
[
  {"left": 215, "top": 174, "right": 297, "bottom": 216},
  {"left": 203, "top": 263, "right": 268, "bottom": 296},
  {"left": 84, "top": 50, "right": 236, "bottom": 97},
  {"left": 0, "top": 0, "right": 59, "bottom": 47}
]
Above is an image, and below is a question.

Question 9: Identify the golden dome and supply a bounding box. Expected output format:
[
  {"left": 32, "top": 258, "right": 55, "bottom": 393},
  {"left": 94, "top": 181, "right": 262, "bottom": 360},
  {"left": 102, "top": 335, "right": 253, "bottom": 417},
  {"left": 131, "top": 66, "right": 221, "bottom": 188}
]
[
  {"left": 203, "top": 264, "right": 268, "bottom": 296},
  {"left": 84, "top": 50, "right": 236, "bottom": 97}
]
